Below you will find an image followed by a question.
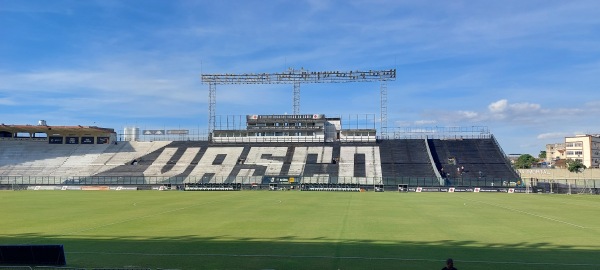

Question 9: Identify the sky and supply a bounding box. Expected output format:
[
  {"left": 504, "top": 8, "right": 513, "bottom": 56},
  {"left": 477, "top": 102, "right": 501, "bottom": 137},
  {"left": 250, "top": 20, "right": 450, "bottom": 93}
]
[{"left": 1, "top": 0, "right": 599, "bottom": 155}]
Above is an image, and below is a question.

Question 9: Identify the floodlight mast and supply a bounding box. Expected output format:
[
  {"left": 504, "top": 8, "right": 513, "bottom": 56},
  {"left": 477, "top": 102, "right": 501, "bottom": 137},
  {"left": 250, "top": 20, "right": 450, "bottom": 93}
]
[{"left": 201, "top": 68, "right": 396, "bottom": 136}]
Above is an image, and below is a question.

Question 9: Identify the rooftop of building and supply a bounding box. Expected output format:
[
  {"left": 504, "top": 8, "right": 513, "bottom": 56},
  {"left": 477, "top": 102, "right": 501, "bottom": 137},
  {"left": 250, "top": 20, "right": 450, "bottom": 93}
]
[{"left": 0, "top": 124, "right": 115, "bottom": 134}]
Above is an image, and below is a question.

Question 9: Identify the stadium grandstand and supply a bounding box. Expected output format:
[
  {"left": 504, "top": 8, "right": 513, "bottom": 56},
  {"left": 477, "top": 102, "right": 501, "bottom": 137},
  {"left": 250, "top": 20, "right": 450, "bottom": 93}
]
[{"left": 0, "top": 115, "right": 521, "bottom": 192}]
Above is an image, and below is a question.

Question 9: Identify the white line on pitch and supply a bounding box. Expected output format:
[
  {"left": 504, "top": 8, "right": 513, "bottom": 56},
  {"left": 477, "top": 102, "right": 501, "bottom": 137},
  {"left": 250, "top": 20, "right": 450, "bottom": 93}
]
[
  {"left": 461, "top": 197, "right": 586, "bottom": 229},
  {"left": 545, "top": 196, "right": 600, "bottom": 209}
]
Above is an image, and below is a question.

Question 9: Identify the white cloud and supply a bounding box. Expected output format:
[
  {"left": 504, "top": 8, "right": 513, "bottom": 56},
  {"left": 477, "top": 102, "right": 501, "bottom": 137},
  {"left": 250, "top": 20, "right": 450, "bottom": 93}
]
[
  {"left": 0, "top": 60, "right": 205, "bottom": 121},
  {"left": 414, "top": 120, "right": 437, "bottom": 125},
  {"left": 423, "top": 98, "right": 597, "bottom": 131},
  {"left": 488, "top": 99, "right": 508, "bottom": 113},
  {"left": 481, "top": 99, "right": 545, "bottom": 123},
  {"left": 509, "top": 102, "right": 541, "bottom": 113},
  {"left": 488, "top": 99, "right": 542, "bottom": 115},
  {"left": 536, "top": 132, "right": 571, "bottom": 140},
  {"left": 458, "top": 111, "right": 479, "bottom": 119}
]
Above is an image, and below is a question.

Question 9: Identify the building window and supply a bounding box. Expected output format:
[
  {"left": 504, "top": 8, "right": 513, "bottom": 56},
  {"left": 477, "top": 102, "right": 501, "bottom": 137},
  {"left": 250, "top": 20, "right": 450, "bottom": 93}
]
[{"left": 566, "top": 142, "right": 583, "bottom": 148}]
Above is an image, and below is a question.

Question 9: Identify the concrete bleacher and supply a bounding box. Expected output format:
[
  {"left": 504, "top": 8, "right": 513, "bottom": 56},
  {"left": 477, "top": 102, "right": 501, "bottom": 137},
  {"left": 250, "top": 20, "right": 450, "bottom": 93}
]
[
  {"left": 300, "top": 146, "right": 338, "bottom": 183},
  {"left": 0, "top": 141, "right": 171, "bottom": 178},
  {"left": 187, "top": 146, "right": 244, "bottom": 183},
  {"left": 0, "top": 138, "right": 518, "bottom": 186},
  {"left": 0, "top": 141, "right": 77, "bottom": 176},
  {"left": 90, "top": 142, "right": 129, "bottom": 165},
  {"left": 378, "top": 139, "right": 438, "bottom": 184},
  {"left": 245, "top": 146, "right": 288, "bottom": 176},
  {"left": 429, "top": 138, "right": 519, "bottom": 182},
  {"left": 104, "top": 141, "right": 171, "bottom": 166}
]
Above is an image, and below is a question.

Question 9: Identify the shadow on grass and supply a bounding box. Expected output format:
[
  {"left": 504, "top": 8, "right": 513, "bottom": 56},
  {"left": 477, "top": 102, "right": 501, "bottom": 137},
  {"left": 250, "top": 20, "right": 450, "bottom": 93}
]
[{"left": 1, "top": 234, "right": 599, "bottom": 270}]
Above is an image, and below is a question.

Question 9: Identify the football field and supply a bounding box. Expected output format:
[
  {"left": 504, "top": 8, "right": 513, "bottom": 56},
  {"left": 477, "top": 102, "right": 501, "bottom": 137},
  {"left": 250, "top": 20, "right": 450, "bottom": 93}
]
[{"left": 1, "top": 190, "right": 599, "bottom": 270}]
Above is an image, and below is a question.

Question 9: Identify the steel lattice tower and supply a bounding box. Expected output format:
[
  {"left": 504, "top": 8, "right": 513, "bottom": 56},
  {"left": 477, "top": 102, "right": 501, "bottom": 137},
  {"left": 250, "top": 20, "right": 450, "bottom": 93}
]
[
  {"left": 201, "top": 68, "right": 396, "bottom": 135},
  {"left": 380, "top": 80, "right": 388, "bottom": 139}
]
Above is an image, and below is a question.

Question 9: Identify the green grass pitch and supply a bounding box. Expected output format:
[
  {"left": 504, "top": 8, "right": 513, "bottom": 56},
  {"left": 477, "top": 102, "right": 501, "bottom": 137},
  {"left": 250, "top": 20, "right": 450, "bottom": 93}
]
[{"left": 1, "top": 190, "right": 599, "bottom": 270}]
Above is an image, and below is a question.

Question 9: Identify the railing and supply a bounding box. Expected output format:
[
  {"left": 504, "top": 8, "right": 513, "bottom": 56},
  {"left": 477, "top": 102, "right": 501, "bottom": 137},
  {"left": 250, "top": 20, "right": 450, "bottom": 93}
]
[
  {"left": 2, "top": 176, "right": 598, "bottom": 194},
  {"left": 491, "top": 134, "right": 510, "bottom": 164},
  {"left": 117, "top": 132, "right": 210, "bottom": 142},
  {"left": 388, "top": 126, "right": 490, "bottom": 139},
  {"left": 106, "top": 126, "right": 497, "bottom": 142},
  {"left": 0, "top": 175, "right": 529, "bottom": 187},
  {"left": 388, "top": 133, "right": 492, "bottom": 140},
  {"left": 212, "top": 136, "right": 327, "bottom": 143}
]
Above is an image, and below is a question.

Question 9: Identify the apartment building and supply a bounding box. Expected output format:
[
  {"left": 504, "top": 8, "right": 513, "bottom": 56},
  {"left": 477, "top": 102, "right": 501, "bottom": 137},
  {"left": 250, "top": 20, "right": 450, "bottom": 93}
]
[
  {"left": 545, "top": 143, "right": 565, "bottom": 166},
  {"left": 564, "top": 134, "right": 600, "bottom": 168}
]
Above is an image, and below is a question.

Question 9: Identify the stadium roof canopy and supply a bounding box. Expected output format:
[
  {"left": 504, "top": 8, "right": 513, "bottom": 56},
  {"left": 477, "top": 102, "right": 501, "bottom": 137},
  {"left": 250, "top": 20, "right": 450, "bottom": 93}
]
[{"left": 0, "top": 124, "right": 115, "bottom": 135}]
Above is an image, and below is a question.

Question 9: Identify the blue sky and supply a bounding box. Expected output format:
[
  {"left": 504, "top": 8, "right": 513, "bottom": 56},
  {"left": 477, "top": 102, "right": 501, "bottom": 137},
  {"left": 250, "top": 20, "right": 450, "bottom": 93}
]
[{"left": 1, "top": 0, "right": 599, "bottom": 155}]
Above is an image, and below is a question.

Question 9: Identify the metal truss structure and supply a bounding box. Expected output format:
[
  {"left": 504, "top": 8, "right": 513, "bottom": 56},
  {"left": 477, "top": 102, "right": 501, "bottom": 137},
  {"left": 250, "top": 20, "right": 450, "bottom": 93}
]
[{"left": 201, "top": 68, "right": 396, "bottom": 136}]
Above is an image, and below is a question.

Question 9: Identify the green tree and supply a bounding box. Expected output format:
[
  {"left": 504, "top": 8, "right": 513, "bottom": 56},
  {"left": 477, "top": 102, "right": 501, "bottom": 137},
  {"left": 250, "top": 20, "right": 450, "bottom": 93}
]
[
  {"left": 538, "top": 151, "right": 546, "bottom": 159},
  {"left": 515, "top": 154, "right": 537, "bottom": 169},
  {"left": 567, "top": 159, "right": 586, "bottom": 173}
]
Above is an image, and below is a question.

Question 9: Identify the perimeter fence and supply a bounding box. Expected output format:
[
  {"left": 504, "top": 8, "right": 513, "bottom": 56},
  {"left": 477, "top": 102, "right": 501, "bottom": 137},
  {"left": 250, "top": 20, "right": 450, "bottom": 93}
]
[
  {"left": 0, "top": 175, "right": 526, "bottom": 187},
  {"left": 2, "top": 175, "right": 600, "bottom": 193}
]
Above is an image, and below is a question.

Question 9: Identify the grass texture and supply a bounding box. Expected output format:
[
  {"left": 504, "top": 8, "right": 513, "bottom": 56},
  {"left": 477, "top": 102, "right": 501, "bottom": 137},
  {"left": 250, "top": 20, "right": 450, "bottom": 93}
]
[{"left": 1, "top": 190, "right": 599, "bottom": 269}]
